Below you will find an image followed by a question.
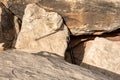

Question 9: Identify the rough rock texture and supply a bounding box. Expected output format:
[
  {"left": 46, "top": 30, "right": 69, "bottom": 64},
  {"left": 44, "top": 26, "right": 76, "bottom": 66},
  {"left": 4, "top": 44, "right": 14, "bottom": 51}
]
[
  {"left": 37, "top": 0, "right": 120, "bottom": 35},
  {"left": 6, "top": 0, "right": 120, "bottom": 35},
  {"left": 81, "top": 37, "right": 120, "bottom": 74},
  {"left": 0, "top": 1, "right": 120, "bottom": 79},
  {"left": 0, "top": 50, "right": 119, "bottom": 80},
  {"left": 15, "top": 4, "right": 69, "bottom": 57},
  {"left": 0, "top": 2, "right": 21, "bottom": 50},
  {"left": 65, "top": 29, "right": 120, "bottom": 64}
]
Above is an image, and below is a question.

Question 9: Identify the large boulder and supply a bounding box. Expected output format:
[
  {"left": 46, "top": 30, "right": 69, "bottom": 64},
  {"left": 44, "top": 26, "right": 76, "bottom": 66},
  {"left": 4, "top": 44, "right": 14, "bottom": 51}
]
[
  {"left": 0, "top": 2, "right": 21, "bottom": 50},
  {"left": 6, "top": 0, "right": 120, "bottom": 35},
  {"left": 0, "top": 50, "right": 119, "bottom": 80},
  {"left": 81, "top": 37, "right": 120, "bottom": 74},
  {"left": 15, "top": 4, "right": 69, "bottom": 57}
]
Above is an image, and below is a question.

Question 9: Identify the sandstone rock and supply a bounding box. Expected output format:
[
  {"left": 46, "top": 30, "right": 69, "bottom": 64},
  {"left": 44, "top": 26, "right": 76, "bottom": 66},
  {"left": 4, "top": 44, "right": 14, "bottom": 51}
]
[
  {"left": 37, "top": 0, "right": 120, "bottom": 35},
  {"left": 0, "top": 50, "right": 119, "bottom": 80},
  {"left": 81, "top": 37, "right": 120, "bottom": 74},
  {"left": 15, "top": 4, "right": 69, "bottom": 57},
  {"left": 6, "top": 0, "right": 120, "bottom": 35},
  {"left": 105, "top": 35, "right": 120, "bottom": 41},
  {"left": 0, "top": 2, "right": 21, "bottom": 50},
  {"left": 65, "top": 29, "right": 120, "bottom": 64}
]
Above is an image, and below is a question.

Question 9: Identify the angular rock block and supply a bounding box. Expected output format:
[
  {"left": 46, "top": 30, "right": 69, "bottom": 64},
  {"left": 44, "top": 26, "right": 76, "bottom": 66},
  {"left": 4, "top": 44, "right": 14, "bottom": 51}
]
[
  {"left": 82, "top": 37, "right": 120, "bottom": 74},
  {"left": 15, "top": 4, "right": 69, "bottom": 57}
]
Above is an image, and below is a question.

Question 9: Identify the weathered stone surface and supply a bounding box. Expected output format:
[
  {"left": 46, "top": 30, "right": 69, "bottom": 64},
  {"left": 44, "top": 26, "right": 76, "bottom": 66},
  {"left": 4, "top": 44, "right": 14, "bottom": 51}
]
[
  {"left": 65, "top": 29, "right": 120, "bottom": 64},
  {"left": 15, "top": 4, "right": 69, "bottom": 57},
  {"left": 37, "top": 0, "right": 120, "bottom": 35},
  {"left": 6, "top": 0, "right": 120, "bottom": 35},
  {"left": 0, "top": 2, "right": 21, "bottom": 50},
  {"left": 81, "top": 37, "right": 120, "bottom": 74},
  {"left": 0, "top": 50, "right": 119, "bottom": 80}
]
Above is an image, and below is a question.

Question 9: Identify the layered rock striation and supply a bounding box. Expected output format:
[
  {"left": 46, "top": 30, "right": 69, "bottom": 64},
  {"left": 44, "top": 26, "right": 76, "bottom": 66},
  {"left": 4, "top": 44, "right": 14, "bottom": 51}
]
[
  {"left": 0, "top": 50, "right": 118, "bottom": 80},
  {"left": 4, "top": 0, "right": 120, "bottom": 35}
]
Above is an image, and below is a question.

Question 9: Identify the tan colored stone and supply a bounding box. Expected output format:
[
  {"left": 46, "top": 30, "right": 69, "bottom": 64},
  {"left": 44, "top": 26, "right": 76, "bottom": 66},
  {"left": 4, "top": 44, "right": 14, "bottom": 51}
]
[
  {"left": 15, "top": 4, "right": 69, "bottom": 57},
  {"left": 82, "top": 37, "right": 120, "bottom": 74},
  {"left": 0, "top": 50, "right": 117, "bottom": 80}
]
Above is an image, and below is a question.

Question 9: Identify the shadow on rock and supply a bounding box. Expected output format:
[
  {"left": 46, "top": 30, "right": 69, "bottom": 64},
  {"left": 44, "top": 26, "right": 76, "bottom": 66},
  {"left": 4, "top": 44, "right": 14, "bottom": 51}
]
[
  {"left": 32, "top": 51, "right": 63, "bottom": 59},
  {"left": 0, "top": 2, "right": 21, "bottom": 50},
  {"left": 81, "top": 63, "right": 120, "bottom": 80}
]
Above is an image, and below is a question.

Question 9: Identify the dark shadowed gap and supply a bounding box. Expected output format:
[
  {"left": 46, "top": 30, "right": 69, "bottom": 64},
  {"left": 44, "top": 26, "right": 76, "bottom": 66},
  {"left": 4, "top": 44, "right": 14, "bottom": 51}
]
[
  {"left": 65, "top": 35, "right": 93, "bottom": 65},
  {"left": 65, "top": 27, "right": 120, "bottom": 65},
  {"left": 0, "top": 2, "right": 14, "bottom": 49},
  {"left": 0, "top": 2, "right": 22, "bottom": 50}
]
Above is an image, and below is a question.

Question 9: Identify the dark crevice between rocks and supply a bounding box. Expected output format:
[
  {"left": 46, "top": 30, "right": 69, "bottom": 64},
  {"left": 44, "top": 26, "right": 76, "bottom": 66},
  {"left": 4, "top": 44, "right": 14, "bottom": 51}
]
[
  {"left": 102, "top": 28, "right": 120, "bottom": 36},
  {"left": 0, "top": 2, "right": 22, "bottom": 50},
  {"left": 65, "top": 28, "right": 120, "bottom": 65},
  {"left": 63, "top": 17, "right": 77, "bottom": 64},
  {"left": 65, "top": 35, "right": 87, "bottom": 65},
  {"left": 0, "top": 2, "right": 15, "bottom": 49}
]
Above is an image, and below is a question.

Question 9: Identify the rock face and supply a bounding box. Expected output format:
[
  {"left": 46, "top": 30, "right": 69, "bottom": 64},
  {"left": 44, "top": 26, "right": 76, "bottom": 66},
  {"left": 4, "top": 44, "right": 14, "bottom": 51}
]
[
  {"left": 6, "top": 0, "right": 120, "bottom": 35},
  {"left": 81, "top": 37, "right": 120, "bottom": 74},
  {"left": 0, "top": 2, "right": 21, "bottom": 50},
  {"left": 0, "top": 1, "right": 120, "bottom": 79},
  {"left": 38, "top": 0, "right": 120, "bottom": 35},
  {"left": 0, "top": 50, "right": 119, "bottom": 80},
  {"left": 15, "top": 4, "right": 69, "bottom": 57}
]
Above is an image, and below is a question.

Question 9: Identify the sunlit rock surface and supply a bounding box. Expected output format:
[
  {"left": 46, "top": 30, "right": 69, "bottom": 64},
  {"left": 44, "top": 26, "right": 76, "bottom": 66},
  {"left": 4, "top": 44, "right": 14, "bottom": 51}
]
[
  {"left": 82, "top": 37, "right": 120, "bottom": 74},
  {"left": 15, "top": 4, "right": 69, "bottom": 57},
  {"left": 6, "top": 0, "right": 120, "bottom": 35},
  {"left": 0, "top": 50, "right": 118, "bottom": 80}
]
